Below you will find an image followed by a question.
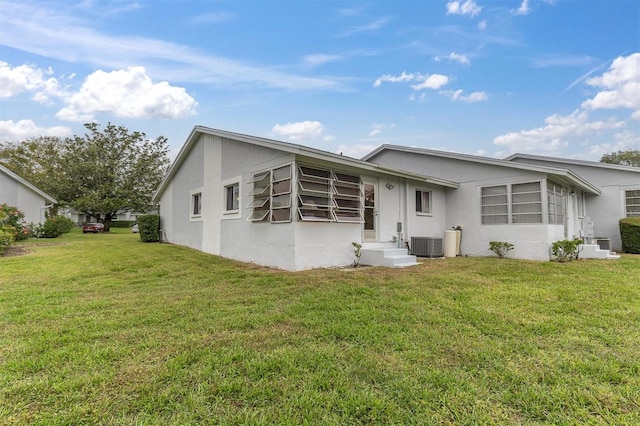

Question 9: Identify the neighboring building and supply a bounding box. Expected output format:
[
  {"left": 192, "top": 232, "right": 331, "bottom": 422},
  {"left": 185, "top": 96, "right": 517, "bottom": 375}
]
[
  {"left": 362, "top": 145, "right": 603, "bottom": 261},
  {"left": 153, "top": 126, "right": 458, "bottom": 271},
  {"left": 156, "top": 127, "right": 634, "bottom": 270},
  {"left": 0, "top": 164, "right": 57, "bottom": 224},
  {"left": 505, "top": 154, "right": 640, "bottom": 251},
  {"left": 66, "top": 209, "right": 153, "bottom": 225}
]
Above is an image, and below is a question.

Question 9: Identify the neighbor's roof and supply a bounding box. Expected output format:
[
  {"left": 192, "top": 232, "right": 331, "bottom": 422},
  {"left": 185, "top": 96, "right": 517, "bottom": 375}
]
[
  {"left": 505, "top": 153, "right": 640, "bottom": 173},
  {"left": 153, "top": 126, "right": 459, "bottom": 201},
  {"left": 362, "top": 144, "right": 601, "bottom": 195},
  {"left": 0, "top": 164, "right": 58, "bottom": 203}
]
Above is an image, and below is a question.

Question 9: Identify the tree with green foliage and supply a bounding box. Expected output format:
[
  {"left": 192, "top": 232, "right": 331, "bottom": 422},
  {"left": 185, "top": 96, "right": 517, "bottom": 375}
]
[
  {"left": 0, "top": 123, "right": 170, "bottom": 231},
  {"left": 600, "top": 150, "right": 640, "bottom": 167}
]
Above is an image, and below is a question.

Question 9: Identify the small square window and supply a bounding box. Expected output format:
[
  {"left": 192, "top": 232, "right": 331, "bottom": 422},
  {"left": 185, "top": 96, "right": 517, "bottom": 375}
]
[
  {"left": 225, "top": 183, "right": 239, "bottom": 212},
  {"left": 416, "top": 190, "right": 431, "bottom": 214}
]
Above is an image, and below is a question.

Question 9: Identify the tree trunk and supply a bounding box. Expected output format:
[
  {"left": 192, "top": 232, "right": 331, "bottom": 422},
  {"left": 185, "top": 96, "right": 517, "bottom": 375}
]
[{"left": 104, "top": 213, "right": 113, "bottom": 232}]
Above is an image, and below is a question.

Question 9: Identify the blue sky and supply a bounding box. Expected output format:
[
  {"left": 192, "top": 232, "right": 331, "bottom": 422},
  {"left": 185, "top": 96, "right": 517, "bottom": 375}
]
[{"left": 1, "top": 0, "right": 639, "bottom": 161}]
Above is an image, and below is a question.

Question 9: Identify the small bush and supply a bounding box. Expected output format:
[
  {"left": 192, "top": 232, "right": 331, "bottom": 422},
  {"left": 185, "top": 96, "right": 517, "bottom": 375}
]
[
  {"left": 34, "top": 215, "right": 75, "bottom": 238},
  {"left": 489, "top": 241, "right": 514, "bottom": 259},
  {"left": 138, "top": 214, "right": 160, "bottom": 242},
  {"left": 352, "top": 242, "right": 362, "bottom": 267},
  {"left": 0, "top": 204, "right": 29, "bottom": 241},
  {"left": 552, "top": 238, "right": 582, "bottom": 262},
  {"left": 619, "top": 217, "right": 640, "bottom": 254},
  {"left": 0, "top": 228, "right": 14, "bottom": 254}
]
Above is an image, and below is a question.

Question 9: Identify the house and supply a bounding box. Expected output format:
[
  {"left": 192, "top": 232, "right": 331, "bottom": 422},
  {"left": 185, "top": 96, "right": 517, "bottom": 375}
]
[
  {"left": 153, "top": 126, "right": 458, "bottom": 271},
  {"left": 156, "top": 127, "right": 633, "bottom": 270},
  {"left": 0, "top": 164, "right": 57, "bottom": 224},
  {"left": 362, "top": 145, "right": 609, "bottom": 261},
  {"left": 505, "top": 154, "right": 640, "bottom": 251}
]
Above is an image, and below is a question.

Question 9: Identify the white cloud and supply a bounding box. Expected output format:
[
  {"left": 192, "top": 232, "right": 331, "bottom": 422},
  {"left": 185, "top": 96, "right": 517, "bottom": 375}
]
[
  {"left": 338, "top": 17, "right": 392, "bottom": 37},
  {"left": 271, "top": 121, "right": 324, "bottom": 141},
  {"left": 581, "top": 53, "right": 640, "bottom": 113},
  {"left": 369, "top": 129, "right": 382, "bottom": 137},
  {"left": 0, "top": 1, "right": 343, "bottom": 92},
  {"left": 446, "top": 0, "right": 482, "bottom": 17},
  {"left": 0, "top": 62, "right": 62, "bottom": 101},
  {"left": 57, "top": 67, "right": 197, "bottom": 122},
  {"left": 435, "top": 52, "right": 470, "bottom": 65},
  {"left": 303, "top": 54, "right": 342, "bottom": 68},
  {"left": 580, "top": 130, "right": 640, "bottom": 160},
  {"left": 493, "top": 110, "right": 626, "bottom": 154},
  {"left": 0, "top": 119, "right": 73, "bottom": 142},
  {"left": 373, "top": 71, "right": 416, "bottom": 87},
  {"left": 335, "top": 143, "right": 380, "bottom": 159},
  {"left": 478, "top": 19, "right": 487, "bottom": 30},
  {"left": 409, "top": 93, "right": 427, "bottom": 103},
  {"left": 412, "top": 74, "right": 449, "bottom": 90},
  {"left": 445, "top": 89, "right": 488, "bottom": 102},
  {"left": 513, "top": 0, "right": 531, "bottom": 15}
]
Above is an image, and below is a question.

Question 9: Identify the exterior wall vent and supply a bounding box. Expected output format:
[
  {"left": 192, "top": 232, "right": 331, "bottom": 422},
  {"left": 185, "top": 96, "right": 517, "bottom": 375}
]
[{"left": 411, "top": 237, "right": 443, "bottom": 258}]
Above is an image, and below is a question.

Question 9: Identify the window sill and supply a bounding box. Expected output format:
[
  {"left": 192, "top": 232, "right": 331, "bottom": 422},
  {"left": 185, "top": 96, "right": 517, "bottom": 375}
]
[
  {"left": 222, "top": 210, "right": 241, "bottom": 220},
  {"left": 416, "top": 212, "right": 432, "bottom": 217},
  {"left": 189, "top": 215, "right": 203, "bottom": 222}
]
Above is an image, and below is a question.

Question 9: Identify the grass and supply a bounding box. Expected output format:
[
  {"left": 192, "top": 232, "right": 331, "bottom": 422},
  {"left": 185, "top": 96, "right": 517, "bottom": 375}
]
[{"left": 1, "top": 229, "right": 639, "bottom": 425}]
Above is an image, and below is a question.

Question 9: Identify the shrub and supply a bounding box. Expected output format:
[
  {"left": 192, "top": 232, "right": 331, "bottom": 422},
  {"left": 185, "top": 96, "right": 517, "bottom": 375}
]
[
  {"left": 489, "top": 241, "right": 514, "bottom": 259},
  {"left": 0, "top": 204, "right": 29, "bottom": 241},
  {"left": 0, "top": 228, "right": 14, "bottom": 255},
  {"left": 551, "top": 238, "right": 583, "bottom": 262},
  {"left": 34, "top": 215, "right": 75, "bottom": 238},
  {"left": 352, "top": 242, "right": 362, "bottom": 267},
  {"left": 619, "top": 217, "right": 640, "bottom": 254},
  {"left": 138, "top": 214, "right": 160, "bottom": 242}
]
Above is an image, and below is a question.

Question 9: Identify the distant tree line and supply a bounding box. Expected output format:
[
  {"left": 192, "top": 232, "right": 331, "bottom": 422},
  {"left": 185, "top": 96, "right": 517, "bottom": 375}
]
[{"left": 600, "top": 150, "right": 640, "bottom": 167}]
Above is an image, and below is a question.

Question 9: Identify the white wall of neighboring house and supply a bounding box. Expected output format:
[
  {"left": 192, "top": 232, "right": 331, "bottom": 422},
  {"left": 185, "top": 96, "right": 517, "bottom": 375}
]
[{"left": 0, "top": 166, "right": 53, "bottom": 224}]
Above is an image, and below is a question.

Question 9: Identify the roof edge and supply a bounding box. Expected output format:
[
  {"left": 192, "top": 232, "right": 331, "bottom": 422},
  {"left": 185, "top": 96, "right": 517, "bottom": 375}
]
[
  {"left": 360, "top": 144, "right": 601, "bottom": 194},
  {"left": 153, "top": 128, "right": 458, "bottom": 202},
  {"left": 0, "top": 164, "right": 58, "bottom": 204},
  {"left": 506, "top": 153, "right": 640, "bottom": 173}
]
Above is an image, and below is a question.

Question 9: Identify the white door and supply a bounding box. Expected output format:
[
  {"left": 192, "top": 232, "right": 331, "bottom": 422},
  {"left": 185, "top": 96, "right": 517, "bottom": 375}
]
[{"left": 363, "top": 180, "right": 377, "bottom": 242}]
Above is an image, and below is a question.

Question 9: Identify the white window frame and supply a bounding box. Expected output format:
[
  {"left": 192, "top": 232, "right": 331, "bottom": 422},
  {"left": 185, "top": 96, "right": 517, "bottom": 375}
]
[
  {"left": 547, "top": 181, "right": 565, "bottom": 225},
  {"left": 246, "top": 163, "right": 292, "bottom": 223},
  {"left": 190, "top": 188, "right": 203, "bottom": 222},
  {"left": 415, "top": 189, "right": 432, "bottom": 215},
  {"left": 296, "top": 165, "right": 363, "bottom": 223},
  {"left": 222, "top": 176, "right": 242, "bottom": 220},
  {"left": 626, "top": 189, "right": 640, "bottom": 217},
  {"left": 481, "top": 181, "right": 543, "bottom": 225}
]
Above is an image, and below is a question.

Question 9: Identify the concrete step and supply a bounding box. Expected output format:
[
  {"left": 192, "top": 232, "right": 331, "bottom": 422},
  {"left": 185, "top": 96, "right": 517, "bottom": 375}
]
[
  {"left": 360, "top": 247, "right": 419, "bottom": 268},
  {"left": 579, "top": 244, "right": 620, "bottom": 260}
]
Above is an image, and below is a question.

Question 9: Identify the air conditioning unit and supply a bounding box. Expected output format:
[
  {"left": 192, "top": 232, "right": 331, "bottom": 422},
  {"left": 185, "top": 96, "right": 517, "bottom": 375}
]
[{"left": 411, "top": 237, "right": 443, "bottom": 258}]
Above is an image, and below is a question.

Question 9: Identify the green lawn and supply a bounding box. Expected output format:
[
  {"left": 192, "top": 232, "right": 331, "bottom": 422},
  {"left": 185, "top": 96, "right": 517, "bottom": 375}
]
[{"left": 1, "top": 229, "right": 639, "bottom": 425}]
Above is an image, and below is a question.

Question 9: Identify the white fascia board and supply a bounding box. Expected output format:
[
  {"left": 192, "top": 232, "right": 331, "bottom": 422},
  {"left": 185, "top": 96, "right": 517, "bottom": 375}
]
[{"left": 506, "top": 153, "right": 640, "bottom": 173}]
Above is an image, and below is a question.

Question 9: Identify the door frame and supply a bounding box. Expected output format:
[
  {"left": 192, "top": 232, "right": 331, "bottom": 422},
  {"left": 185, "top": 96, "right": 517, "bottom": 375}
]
[{"left": 363, "top": 178, "right": 378, "bottom": 242}]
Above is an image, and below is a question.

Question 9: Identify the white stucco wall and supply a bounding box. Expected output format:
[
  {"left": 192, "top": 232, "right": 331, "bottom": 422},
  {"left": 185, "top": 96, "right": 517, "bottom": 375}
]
[
  {"left": 0, "top": 171, "right": 49, "bottom": 224},
  {"left": 367, "top": 151, "right": 573, "bottom": 260},
  {"left": 160, "top": 137, "right": 205, "bottom": 251},
  {"left": 508, "top": 158, "right": 640, "bottom": 251}
]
